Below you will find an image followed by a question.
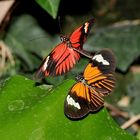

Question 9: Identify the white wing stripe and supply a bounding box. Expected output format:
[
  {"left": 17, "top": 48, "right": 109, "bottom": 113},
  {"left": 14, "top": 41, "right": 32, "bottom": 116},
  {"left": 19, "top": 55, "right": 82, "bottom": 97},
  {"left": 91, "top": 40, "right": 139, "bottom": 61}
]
[
  {"left": 92, "top": 54, "right": 109, "bottom": 65},
  {"left": 66, "top": 95, "right": 81, "bottom": 109}
]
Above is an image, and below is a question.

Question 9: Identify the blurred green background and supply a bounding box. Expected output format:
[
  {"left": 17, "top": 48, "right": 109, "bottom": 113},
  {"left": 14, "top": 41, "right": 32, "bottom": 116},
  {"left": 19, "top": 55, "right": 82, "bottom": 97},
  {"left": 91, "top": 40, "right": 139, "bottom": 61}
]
[{"left": 0, "top": 0, "right": 140, "bottom": 139}]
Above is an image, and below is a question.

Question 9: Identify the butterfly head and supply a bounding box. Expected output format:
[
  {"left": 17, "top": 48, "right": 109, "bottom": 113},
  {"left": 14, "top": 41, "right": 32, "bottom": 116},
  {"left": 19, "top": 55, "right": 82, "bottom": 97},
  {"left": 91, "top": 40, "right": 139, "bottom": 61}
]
[
  {"left": 60, "top": 35, "right": 69, "bottom": 42},
  {"left": 75, "top": 74, "right": 87, "bottom": 85}
]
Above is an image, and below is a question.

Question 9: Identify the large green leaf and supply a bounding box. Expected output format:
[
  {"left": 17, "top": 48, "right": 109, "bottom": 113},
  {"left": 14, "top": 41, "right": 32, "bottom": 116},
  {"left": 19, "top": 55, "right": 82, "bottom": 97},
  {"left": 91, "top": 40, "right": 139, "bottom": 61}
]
[
  {"left": 0, "top": 75, "right": 137, "bottom": 140},
  {"left": 36, "top": 0, "right": 60, "bottom": 19}
]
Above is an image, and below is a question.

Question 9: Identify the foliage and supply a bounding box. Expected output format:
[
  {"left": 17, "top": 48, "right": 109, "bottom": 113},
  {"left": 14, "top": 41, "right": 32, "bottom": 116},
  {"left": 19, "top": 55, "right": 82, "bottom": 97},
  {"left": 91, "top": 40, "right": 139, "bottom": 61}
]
[
  {"left": 0, "top": 75, "right": 137, "bottom": 140},
  {"left": 0, "top": 0, "right": 140, "bottom": 139},
  {"left": 35, "top": 0, "right": 60, "bottom": 18}
]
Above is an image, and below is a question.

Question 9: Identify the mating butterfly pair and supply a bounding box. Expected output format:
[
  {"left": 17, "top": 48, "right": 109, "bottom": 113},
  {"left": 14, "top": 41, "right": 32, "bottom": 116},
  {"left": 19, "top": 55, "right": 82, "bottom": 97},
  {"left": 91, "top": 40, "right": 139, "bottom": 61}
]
[{"left": 36, "top": 18, "right": 116, "bottom": 119}]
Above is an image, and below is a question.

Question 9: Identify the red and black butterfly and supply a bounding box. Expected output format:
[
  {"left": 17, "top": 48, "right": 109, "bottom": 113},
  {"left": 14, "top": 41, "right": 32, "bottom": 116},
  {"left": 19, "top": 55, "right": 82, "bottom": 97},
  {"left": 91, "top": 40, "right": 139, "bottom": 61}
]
[
  {"left": 35, "top": 18, "right": 95, "bottom": 78},
  {"left": 64, "top": 49, "right": 116, "bottom": 119}
]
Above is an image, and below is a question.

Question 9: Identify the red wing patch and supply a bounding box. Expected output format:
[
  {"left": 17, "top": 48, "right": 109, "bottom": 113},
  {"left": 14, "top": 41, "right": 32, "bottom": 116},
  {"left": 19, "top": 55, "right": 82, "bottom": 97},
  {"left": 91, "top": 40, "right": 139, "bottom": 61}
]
[
  {"left": 35, "top": 43, "right": 80, "bottom": 78},
  {"left": 35, "top": 18, "right": 95, "bottom": 79},
  {"left": 70, "top": 18, "right": 95, "bottom": 48}
]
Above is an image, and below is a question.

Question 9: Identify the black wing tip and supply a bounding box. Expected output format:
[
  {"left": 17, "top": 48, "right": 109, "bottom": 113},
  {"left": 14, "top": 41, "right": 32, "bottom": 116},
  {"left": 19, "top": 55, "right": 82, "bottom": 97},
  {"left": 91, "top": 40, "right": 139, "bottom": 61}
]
[
  {"left": 64, "top": 110, "right": 89, "bottom": 121},
  {"left": 84, "top": 18, "right": 96, "bottom": 27},
  {"left": 90, "top": 48, "right": 116, "bottom": 72},
  {"left": 95, "top": 48, "right": 115, "bottom": 58},
  {"left": 101, "top": 48, "right": 116, "bottom": 70},
  {"left": 64, "top": 93, "right": 90, "bottom": 120},
  {"left": 100, "top": 48, "right": 116, "bottom": 61},
  {"left": 90, "top": 17, "right": 96, "bottom": 23},
  {"left": 64, "top": 103, "right": 89, "bottom": 120},
  {"left": 64, "top": 105, "right": 104, "bottom": 120},
  {"left": 34, "top": 69, "right": 45, "bottom": 81}
]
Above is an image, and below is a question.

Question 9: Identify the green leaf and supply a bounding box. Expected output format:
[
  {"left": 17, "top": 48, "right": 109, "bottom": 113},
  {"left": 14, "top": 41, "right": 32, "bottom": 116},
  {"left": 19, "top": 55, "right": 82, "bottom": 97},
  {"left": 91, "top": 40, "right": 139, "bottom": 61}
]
[
  {"left": 0, "top": 75, "right": 137, "bottom": 140},
  {"left": 87, "top": 24, "right": 140, "bottom": 71},
  {"left": 36, "top": 0, "right": 60, "bottom": 19}
]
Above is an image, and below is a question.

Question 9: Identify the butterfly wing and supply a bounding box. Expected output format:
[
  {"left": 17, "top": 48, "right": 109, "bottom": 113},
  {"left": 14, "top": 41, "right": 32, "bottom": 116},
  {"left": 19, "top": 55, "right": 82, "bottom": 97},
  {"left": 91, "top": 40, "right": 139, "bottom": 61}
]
[
  {"left": 35, "top": 43, "right": 81, "bottom": 78},
  {"left": 35, "top": 18, "right": 95, "bottom": 78},
  {"left": 70, "top": 18, "right": 95, "bottom": 48},
  {"left": 84, "top": 49, "right": 116, "bottom": 96},
  {"left": 64, "top": 49, "right": 116, "bottom": 119},
  {"left": 64, "top": 82, "right": 104, "bottom": 119}
]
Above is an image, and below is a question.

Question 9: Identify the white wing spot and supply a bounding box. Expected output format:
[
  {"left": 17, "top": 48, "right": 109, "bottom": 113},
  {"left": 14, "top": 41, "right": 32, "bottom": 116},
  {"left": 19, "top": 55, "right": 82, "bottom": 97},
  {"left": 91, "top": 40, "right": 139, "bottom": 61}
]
[
  {"left": 66, "top": 95, "right": 81, "bottom": 109},
  {"left": 42, "top": 56, "right": 50, "bottom": 71},
  {"left": 92, "top": 54, "right": 109, "bottom": 65},
  {"left": 84, "top": 22, "right": 89, "bottom": 34}
]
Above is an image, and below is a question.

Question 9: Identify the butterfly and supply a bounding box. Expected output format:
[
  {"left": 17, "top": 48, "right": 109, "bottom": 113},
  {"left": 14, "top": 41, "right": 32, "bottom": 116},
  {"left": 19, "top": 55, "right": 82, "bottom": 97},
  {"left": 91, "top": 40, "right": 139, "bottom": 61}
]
[
  {"left": 35, "top": 18, "right": 95, "bottom": 79},
  {"left": 64, "top": 49, "right": 116, "bottom": 119}
]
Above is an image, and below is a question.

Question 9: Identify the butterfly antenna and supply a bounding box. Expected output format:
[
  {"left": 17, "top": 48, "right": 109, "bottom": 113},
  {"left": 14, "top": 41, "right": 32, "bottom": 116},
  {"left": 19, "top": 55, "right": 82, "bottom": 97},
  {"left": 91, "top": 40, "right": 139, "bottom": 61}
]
[{"left": 58, "top": 16, "right": 63, "bottom": 35}]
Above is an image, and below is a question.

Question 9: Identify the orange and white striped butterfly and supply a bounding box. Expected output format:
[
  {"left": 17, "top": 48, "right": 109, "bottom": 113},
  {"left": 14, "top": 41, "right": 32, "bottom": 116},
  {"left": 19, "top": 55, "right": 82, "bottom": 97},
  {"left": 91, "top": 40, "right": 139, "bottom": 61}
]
[{"left": 64, "top": 49, "right": 116, "bottom": 119}]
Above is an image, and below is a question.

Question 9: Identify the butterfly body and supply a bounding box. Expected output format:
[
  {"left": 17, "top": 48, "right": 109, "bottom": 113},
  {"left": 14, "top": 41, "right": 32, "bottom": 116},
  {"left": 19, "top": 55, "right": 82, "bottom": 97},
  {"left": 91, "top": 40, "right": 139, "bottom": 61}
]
[
  {"left": 35, "top": 19, "right": 95, "bottom": 78},
  {"left": 64, "top": 49, "right": 116, "bottom": 119}
]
